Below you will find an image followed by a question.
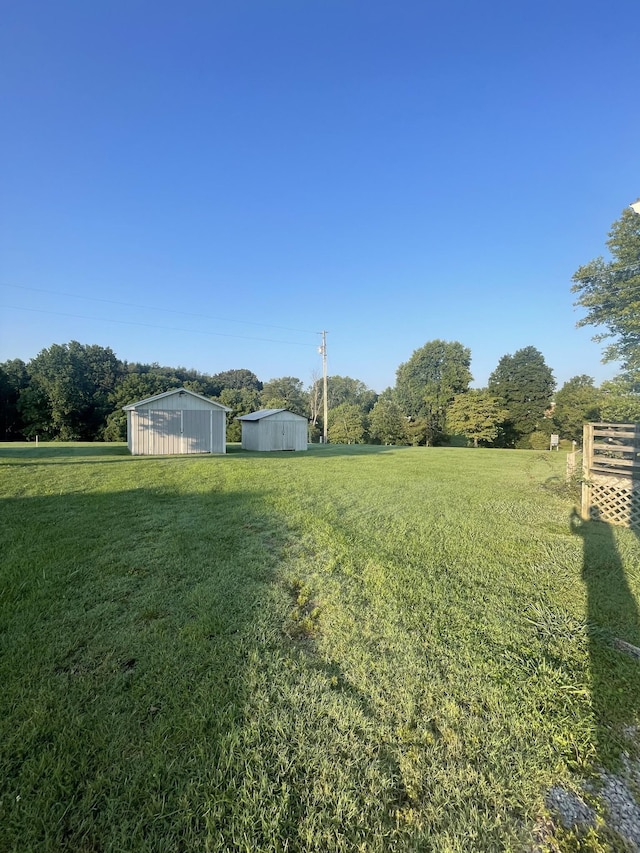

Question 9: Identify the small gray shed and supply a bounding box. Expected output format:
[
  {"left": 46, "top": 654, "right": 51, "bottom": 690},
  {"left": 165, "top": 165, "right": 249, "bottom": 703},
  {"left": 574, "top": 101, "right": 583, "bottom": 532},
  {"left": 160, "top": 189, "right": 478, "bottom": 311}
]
[
  {"left": 237, "top": 409, "right": 308, "bottom": 452},
  {"left": 123, "top": 388, "right": 231, "bottom": 456}
]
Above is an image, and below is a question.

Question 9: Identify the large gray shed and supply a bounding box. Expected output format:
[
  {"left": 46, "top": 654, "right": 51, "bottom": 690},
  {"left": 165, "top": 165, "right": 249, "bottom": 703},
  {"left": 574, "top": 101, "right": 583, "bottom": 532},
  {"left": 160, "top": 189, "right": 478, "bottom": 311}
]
[
  {"left": 237, "top": 409, "right": 308, "bottom": 451},
  {"left": 123, "top": 388, "right": 231, "bottom": 456}
]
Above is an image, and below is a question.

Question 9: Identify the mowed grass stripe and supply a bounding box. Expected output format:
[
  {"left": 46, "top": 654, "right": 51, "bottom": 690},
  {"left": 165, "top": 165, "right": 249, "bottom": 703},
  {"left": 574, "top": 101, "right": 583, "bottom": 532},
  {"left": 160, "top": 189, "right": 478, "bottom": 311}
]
[{"left": 1, "top": 443, "right": 639, "bottom": 852}]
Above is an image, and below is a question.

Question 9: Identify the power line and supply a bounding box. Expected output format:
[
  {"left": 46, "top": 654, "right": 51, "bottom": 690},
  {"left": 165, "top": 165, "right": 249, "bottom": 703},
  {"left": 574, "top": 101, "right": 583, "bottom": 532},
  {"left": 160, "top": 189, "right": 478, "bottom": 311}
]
[
  {"left": 0, "top": 304, "right": 317, "bottom": 348},
  {"left": 0, "top": 282, "right": 318, "bottom": 335}
]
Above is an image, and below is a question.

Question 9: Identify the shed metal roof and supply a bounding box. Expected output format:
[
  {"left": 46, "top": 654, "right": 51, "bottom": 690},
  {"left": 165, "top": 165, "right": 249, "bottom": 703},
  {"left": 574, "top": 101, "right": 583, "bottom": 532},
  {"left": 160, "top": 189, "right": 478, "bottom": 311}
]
[
  {"left": 122, "top": 387, "right": 231, "bottom": 411},
  {"left": 236, "top": 409, "right": 307, "bottom": 422}
]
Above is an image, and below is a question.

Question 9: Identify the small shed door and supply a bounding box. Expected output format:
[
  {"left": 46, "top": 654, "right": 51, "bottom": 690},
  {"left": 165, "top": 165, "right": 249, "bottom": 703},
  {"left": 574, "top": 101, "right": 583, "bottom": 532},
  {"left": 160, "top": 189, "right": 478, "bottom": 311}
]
[{"left": 281, "top": 422, "right": 296, "bottom": 450}]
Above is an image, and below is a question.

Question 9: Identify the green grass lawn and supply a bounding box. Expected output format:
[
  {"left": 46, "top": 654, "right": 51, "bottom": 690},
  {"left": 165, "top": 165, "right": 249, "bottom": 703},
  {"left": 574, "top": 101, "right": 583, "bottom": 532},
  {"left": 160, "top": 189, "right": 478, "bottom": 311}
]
[{"left": 1, "top": 443, "right": 640, "bottom": 852}]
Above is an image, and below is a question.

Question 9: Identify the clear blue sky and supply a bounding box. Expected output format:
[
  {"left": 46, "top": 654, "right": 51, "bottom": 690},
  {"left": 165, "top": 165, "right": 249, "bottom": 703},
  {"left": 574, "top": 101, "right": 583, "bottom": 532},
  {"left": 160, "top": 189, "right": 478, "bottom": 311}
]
[{"left": 1, "top": 1, "right": 638, "bottom": 393}]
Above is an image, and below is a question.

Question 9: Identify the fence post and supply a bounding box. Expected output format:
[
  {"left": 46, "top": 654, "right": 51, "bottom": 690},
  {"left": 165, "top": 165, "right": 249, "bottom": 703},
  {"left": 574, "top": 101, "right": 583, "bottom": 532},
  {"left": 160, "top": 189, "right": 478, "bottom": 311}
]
[{"left": 581, "top": 423, "right": 593, "bottom": 520}]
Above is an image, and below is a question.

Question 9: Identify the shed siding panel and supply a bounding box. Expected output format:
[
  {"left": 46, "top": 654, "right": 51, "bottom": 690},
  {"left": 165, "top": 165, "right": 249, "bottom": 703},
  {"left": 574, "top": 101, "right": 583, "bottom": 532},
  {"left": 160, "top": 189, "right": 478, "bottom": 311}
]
[
  {"left": 183, "top": 410, "right": 210, "bottom": 453},
  {"left": 241, "top": 421, "right": 260, "bottom": 451},
  {"left": 211, "top": 411, "right": 226, "bottom": 453},
  {"left": 131, "top": 412, "right": 140, "bottom": 455},
  {"left": 262, "top": 420, "right": 282, "bottom": 450},
  {"left": 127, "top": 411, "right": 134, "bottom": 454},
  {"left": 132, "top": 411, "right": 151, "bottom": 455},
  {"left": 150, "top": 410, "right": 182, "bottom": 455},
  {"left": 136, "top": 396, "right": 214, "bottom": 413}
]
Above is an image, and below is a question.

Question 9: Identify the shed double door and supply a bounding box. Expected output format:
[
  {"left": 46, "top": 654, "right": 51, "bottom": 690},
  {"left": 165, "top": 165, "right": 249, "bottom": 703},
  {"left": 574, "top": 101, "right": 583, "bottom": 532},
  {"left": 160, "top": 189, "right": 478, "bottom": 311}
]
[
  {"left": 182, "top": 410, "right": 212, "bottom": 452},
  {"left": 147, "top": 409, "right": 212, "bottom": 454}
]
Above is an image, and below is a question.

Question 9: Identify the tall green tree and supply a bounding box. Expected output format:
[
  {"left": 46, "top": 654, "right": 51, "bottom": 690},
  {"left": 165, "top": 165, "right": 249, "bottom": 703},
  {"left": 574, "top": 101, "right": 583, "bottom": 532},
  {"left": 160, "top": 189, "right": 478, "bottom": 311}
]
[
  {"left": 0, "top": 359, "right": 29, "bottom": 440},
  {"left": 121, "top": 362, "right": 229, "bottom": 399},
  {"left": 446, "top": 390, "right": 509, "bottom": 448},
  {"left": 599, "top": 376, "right": 640, "bottom": 423},
  {"left": 327, "top": 403, "right": 367, "bottom": 444},
  {"left": 327, "top": 376, "right": 377, "bottom": 412},
  {"left": 572, "top": 204, "right": 640, "bottom": 376},
  {"left": 394, "top": 340, "right": 472, "bottom": 445},
  {"left": 308, "top": 374, "right": 377, "bottom": 443},
  {"left": 16, "top": 384, "right": 52, "bottom": 439},
  {"left": 368, "top": 399, "right": 408, "bottom": 445},
  {"left": 552, "top": 375, "right": 602, "bottom": 442},
  {"left": 488, "top": 346, "right": 555, "bottom": 446},
  {"left": 210, "top": 368, "right": 262, "bottom": 395},
  {"left": 260, "top": 377, "right": 308, "bottom": 416},
  {"left": 27, "top": 342, "right": 123, "bottom": 440},
  {"left": 405, "top": 418, "right": 430, "bottom": 447},
  {"left": 218, "top": 387, "right": 262, "bottom": 442}
]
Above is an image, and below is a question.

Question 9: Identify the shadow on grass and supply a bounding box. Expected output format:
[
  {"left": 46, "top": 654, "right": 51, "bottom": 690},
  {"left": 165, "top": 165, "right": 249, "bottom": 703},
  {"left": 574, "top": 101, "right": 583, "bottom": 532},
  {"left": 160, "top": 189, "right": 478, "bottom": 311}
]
[
  {"left": 0, "top": 444, "right": 231, "bottom": 466},
  {"left": 0, "top": 442, "right": 130, "bottom": 460},
  {"left": 0, "top": 484, "right": 283, "bottom": 851},
  {"left": 1, "top": 473, "right": 410, "bottom": 851},
  {"left": 1, "top": 442, "right": 409, "bottom": 465},
  {"left": 226, "top": 442, "right": 408, "bottom": 457},
  {"left": 570, "top": 508, "right": 640, "bottom": 763}
]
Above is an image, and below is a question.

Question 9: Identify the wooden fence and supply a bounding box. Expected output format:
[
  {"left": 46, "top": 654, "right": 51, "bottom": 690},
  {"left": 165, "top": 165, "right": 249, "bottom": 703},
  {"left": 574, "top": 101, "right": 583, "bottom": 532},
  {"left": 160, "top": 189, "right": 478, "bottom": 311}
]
[
  {"left": 566, "top": 449, "right": 581, "bottom": 479},
  {"left": 582, "top": 423, "right": 640, "bottom": 529}
]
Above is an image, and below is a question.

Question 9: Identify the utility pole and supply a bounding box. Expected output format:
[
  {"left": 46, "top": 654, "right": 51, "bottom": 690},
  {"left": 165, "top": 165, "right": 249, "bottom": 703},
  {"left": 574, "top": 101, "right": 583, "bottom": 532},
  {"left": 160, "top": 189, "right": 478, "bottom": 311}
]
[{"left": 318, "top": 331, "right": 328, "bottom": 443}]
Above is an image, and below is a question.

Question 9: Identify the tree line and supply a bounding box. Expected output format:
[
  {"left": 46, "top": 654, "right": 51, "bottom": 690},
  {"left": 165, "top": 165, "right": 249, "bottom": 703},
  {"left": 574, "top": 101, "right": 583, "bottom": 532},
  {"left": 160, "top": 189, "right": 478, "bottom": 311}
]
[
  {"left": 2, "top": 202, "right": 638, "bottom": 447},
  {"left": 0, "top": 337, "right": 637, "bottom": 448}
]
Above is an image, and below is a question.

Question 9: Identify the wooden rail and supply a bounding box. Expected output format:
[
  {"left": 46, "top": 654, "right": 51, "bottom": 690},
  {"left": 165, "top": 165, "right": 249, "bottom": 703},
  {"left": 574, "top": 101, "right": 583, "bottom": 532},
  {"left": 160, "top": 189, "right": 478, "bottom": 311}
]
[
  {"left": 582, "top": 423, "right": 640, "bottom": 528},
  {"left": 583, "top": 423, "right": 640, "bottom": 477}
]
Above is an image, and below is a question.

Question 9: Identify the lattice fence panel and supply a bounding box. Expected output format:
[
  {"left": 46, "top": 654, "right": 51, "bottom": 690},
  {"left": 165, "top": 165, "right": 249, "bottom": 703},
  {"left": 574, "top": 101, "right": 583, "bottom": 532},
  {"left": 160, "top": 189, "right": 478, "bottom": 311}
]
[{"left": 588, "top": 475, "right": 640, "bottom": 529}]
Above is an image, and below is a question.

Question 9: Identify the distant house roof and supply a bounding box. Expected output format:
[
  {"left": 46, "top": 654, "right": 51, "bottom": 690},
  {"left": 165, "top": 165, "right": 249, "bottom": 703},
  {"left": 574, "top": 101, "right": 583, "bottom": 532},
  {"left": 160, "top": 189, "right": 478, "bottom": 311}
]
[
  {"left": 123, "top": 387, "right": 231, "bottom": 411},
  {"left": 236, "top": 409, "right": 307, "bottom": 421}
]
